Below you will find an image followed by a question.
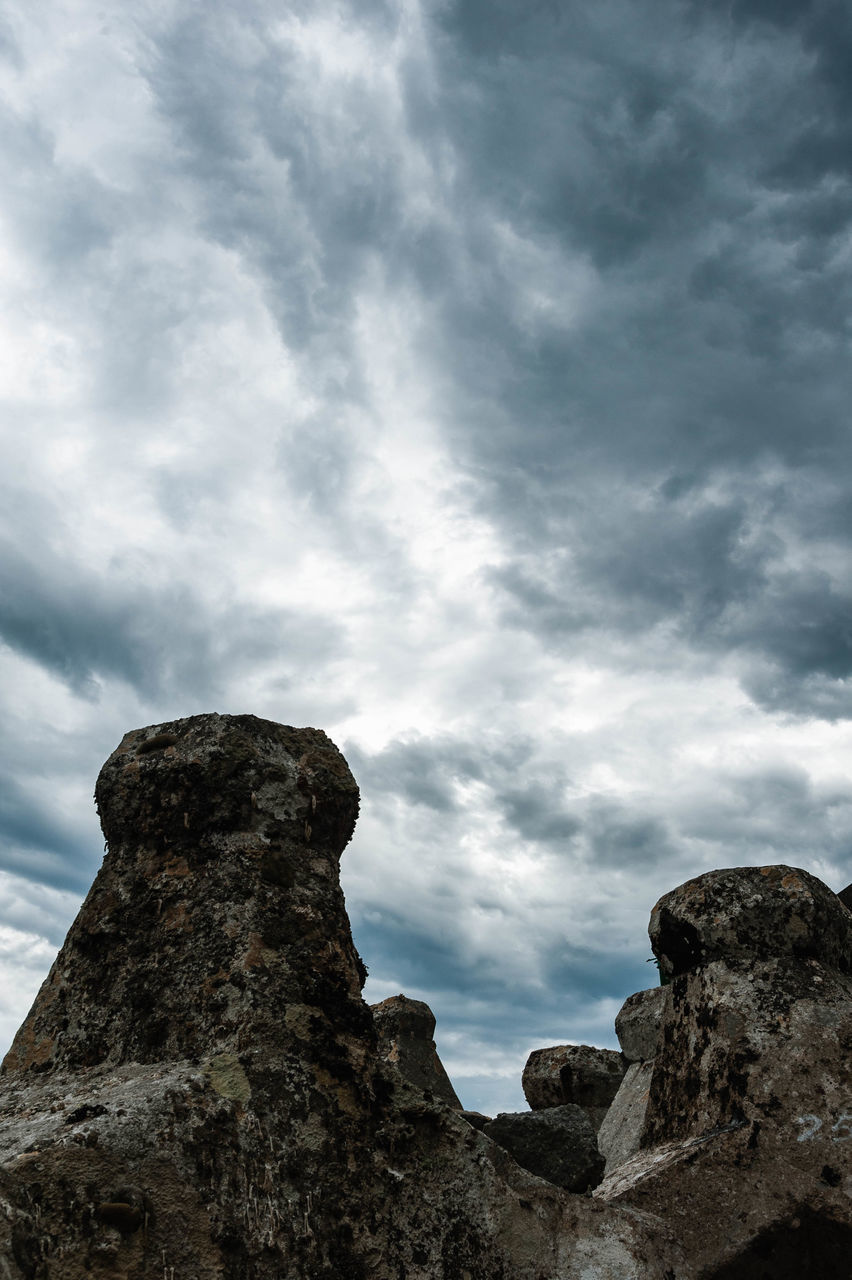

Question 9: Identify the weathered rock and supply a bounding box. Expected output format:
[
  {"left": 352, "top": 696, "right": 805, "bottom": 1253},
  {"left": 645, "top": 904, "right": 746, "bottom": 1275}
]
[
  {"left": 614, "top": 985, "right": 669, "bottom": 1062},
  {"left": 483, "top": 1106, "right": 605, "bottom": 1192},
  {"left": 598, "top": 988, "right": 668, "bottom": 1175},
  {"left": 649, "top": 863, "right": 852, "bottom": 981},
  {"left": 4, "top": 729, "right": 850, "bottom": 1279},
  {"left": 838, "top": 881, "right": 852, "bottom": 912},
  {"left": 371, "top": 994, "right": 462, "bottom": 1108},
  {"left": 596, "top": 1061, "right": 654, "bottom": 1175},
  {"left": 0, "top": 715, "right": 689, "bottom": 1279},
  {"left": 522, "top": 1043, "right": 626, "bottom": 1131},
  {"left": 596, "top": 864, "right": 852, "bottom": 1278}
]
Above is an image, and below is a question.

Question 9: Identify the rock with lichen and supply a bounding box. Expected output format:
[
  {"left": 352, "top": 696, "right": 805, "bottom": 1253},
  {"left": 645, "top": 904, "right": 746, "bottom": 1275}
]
[
  {"left": 371, "top": 994, "right": 462, "bottom": 1108},
  {"left": 522, "top": 1043, "right": 626, "bottom": 1131},
  {"left": 0, "top": 714, "right": 683, "bottom": 1279},
  {"left": 596, "top": 863, "right": 852, "bottom": 1276}
]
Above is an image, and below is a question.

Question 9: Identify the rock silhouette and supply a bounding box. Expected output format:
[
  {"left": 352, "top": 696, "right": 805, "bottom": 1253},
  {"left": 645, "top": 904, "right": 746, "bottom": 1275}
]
[{"left": 0, "top": 713, "right": 849, "bottom": 1277}]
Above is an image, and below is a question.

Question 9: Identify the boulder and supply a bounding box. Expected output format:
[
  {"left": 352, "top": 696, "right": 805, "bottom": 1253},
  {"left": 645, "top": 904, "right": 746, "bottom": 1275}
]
[
  {"left": 614, "top": 985, "right": 669, "bottom": 1062},
  {"left": 838, "top": 882, "right": 852, "bottom": 912},
  {"left": 522, "top": 1043, "right": 626, "bottom": 1131},
  {"left": 483, "top": 1106, "right": 605, "bottom": 1192},
  {"left": 371, "top": 994, "right": 462, "bottom": 1108},
  {"left": 649, "top": 863, "right": 852, "bottom": 981}
]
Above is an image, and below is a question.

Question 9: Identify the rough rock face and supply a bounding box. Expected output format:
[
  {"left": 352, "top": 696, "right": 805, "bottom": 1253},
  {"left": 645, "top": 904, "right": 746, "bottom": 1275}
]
[
  {"left": 614, "top": 986, "right": 668, "bottom": 1063},
  {"left": 838, "top": 881, "right": 852, "bottom": 912},
  {"left": 371, "top": 994, "right": 462, "bottom": 1109},
  {"left": 649, "top": 863, "right": 852, "bottom": 981},
  {"left": 597, "top": 987, "right": 668, "bottom": 1174},
  {"left": 596, "top": 1061, "right": 655, "bottom": 1175},
  {"left": 597, "top": 863, "right": 852, "bottom": 1277},
  {"left": 522, "top": 1043, "right": 626, "bottom": 1131},
  {"left": 483, "top": 1107, "right": 604, "bottom": 1192},
  {"left": 0, "top": 715, "right": 688, "bottom": 1279}
]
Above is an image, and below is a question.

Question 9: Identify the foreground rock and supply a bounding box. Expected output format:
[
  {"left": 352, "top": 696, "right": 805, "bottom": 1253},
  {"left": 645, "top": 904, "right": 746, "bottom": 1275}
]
[
  {"left": 484, "top": 1107, "right": 605, "bottom": 1191},
  {"left": 371, "top": 994, "right": 462, "bottom": 1108},
  {"left": 522, "top": 1043, "right": 626, "bottom": 1131},
  {"left": 0, "top": 715, "right": 684, "bottom": 1279}
]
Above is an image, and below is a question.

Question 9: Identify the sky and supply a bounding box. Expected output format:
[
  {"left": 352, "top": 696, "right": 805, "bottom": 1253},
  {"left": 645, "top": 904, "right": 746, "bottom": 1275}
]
[{"left": 2, "top": 0, "right": 852, "bottom": 1115}]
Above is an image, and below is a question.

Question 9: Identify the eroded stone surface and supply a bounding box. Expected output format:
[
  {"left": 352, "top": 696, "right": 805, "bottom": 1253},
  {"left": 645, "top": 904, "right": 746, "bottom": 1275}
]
[
  {"left": 614, "top": 986, "right": 669, "bottom": 1063},
  {"left": 595, "top": 863, "right": 852, "bottom": 1279},
  {"left": 2, "top": 726, "right": 850, "bottom": 1279},
  {"left": 483, "top": 1106, "right": 605, "bottom": 1192},
  {"left": 371, "top": 994, "right": 462, "bottom": 1108},
  {"left": 649, "top": 863, "right": 852, "bottom": 981},
  {"left": 522, "top": 1043, "right": 626, "bottom": 1132},
  {"left": 597, "top": 1061, "right": 654, "bottom": 1175}
]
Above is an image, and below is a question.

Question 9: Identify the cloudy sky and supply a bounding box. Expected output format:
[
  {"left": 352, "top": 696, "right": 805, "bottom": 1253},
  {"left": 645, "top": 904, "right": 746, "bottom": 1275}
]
[{"left": 3, "top": 0, "right": 852, "bottom": 1114}]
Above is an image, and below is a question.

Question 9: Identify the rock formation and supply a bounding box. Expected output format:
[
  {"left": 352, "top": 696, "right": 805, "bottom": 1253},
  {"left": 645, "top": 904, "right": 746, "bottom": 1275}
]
[
  {"left": 596, "top": 864, "right": 852, "bottom": 1276},
  {"left": 597, "top": 985, "right": 668, "bottom": 1176},
  {"left": 0, "top": 715, "right": 849, "bottom": 1278},
  {"left": 0, "top": 715, "right": 683, "bottom": 1278},
  {"left": 522, "top": 1043, "right": 626, "bottom": 1131},
  {"left": 371, "top": 994, "right": 462, "bottom": 1109}
]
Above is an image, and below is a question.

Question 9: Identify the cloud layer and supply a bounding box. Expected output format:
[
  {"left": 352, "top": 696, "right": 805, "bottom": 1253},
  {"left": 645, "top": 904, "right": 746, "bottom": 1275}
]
[{"left": 2, "top": 0, "right": 852, "bottom": 1110}]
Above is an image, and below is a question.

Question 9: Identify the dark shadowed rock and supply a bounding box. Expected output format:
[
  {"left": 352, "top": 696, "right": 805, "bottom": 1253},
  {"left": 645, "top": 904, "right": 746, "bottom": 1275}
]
[
  {"left": 522, "top": 1043, "right": 626, "bottom": 1131},
  {"left": 614, "top": 986, "right": 669, "bottom": 1063},
  {"left": 371, "top": 994, "right": 462, "bottom": 1108},
  {"left": 838, "top": 882, "right": 852, "bottom": 912},
  {"left": 4, "top": 728, "right": 850, "bottom": 1278},
  {"left": 4, "top": 713, "right": 366, "bottom": 1076},
  {"left": 461, "top": 1110, "right": 492, "bottom": 1131},
  {"left": 483, "top": 1106, "right": 605, "bottom": 1191},
  {"left": 649, "top": 863, "right": 852, "bottom": 981}
]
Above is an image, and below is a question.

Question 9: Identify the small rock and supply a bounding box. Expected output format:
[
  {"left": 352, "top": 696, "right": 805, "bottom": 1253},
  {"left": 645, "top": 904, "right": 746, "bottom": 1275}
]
[
  {"left": 522, "top": 1044, "right": 626, "bottom": 1131},
  {"left": 649, "top": 864, "right": 852, "bottom": 981},
  {"left": 483, "top": 1106, "right": 604, "bottom": 1192},
  {"left": 615, "top": 987, "right": 669, "bottom": 1062}
]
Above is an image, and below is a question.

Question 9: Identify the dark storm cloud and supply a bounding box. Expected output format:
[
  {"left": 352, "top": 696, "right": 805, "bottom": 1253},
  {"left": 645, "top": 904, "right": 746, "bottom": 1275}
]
[
  {"left": 0, "top": 513, "right": 341, "bottom": 702},
  {"left": 396, "top": 0, "right": 852, "bottom": 716},
  {"left": 0, "top": 774, "right": 91, "bottom": 894}
]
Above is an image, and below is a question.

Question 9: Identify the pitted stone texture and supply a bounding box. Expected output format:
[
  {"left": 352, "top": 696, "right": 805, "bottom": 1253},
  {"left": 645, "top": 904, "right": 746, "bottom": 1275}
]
[
  {"left": 642, "top": 954, "right": 852, "bottom": 1147},
  {"left": 522, "top": 1043, "right": 626, "bottom": 1131},
  {"left": 371, "top": 994, "right": 462, "bottom": 1108},
  {"left": 484, "top": 1106, "right": 605, "bottom": 1192},
  {"left": 649, "top": 864, "right": 852, "bottom": 982},
  {"left": 596, "top": 1061, "right": 654, "bottom": 1175},
  {"left": 615, "top": 986, "right": 669, "bottom": 1062},
  {"left": 3, "top": 714, "right": 368, "bottom": 1077}
]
